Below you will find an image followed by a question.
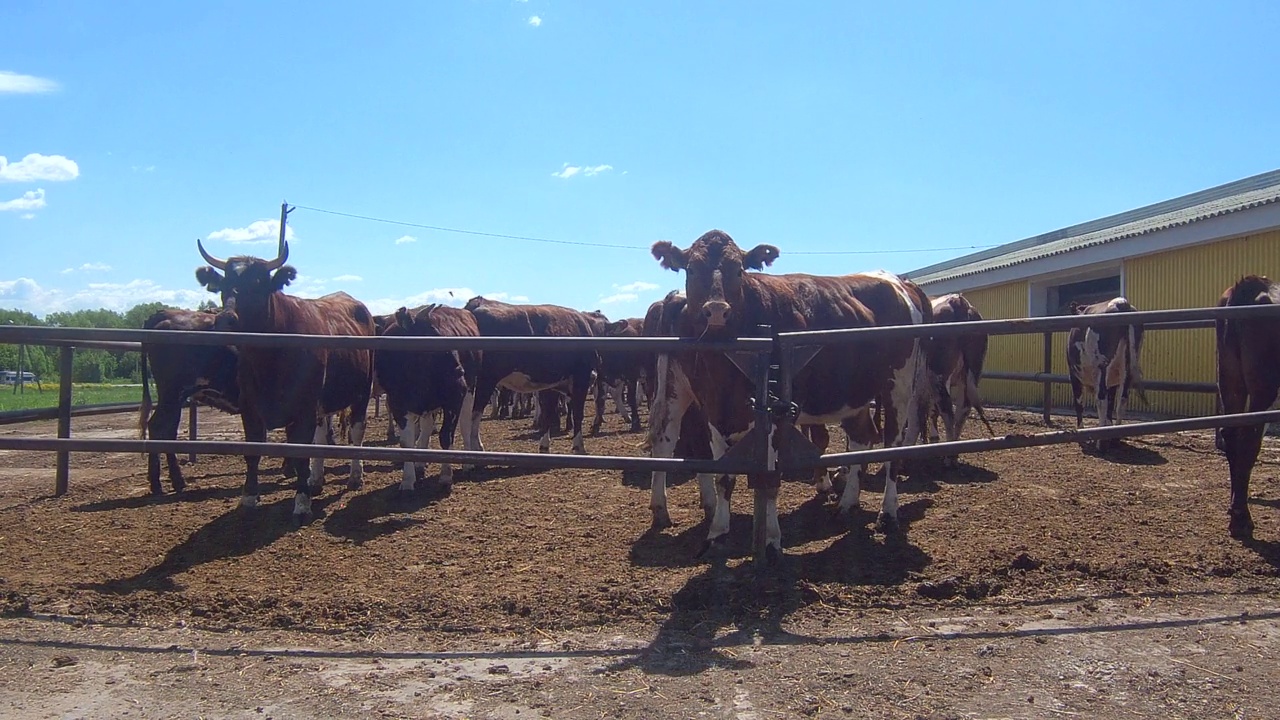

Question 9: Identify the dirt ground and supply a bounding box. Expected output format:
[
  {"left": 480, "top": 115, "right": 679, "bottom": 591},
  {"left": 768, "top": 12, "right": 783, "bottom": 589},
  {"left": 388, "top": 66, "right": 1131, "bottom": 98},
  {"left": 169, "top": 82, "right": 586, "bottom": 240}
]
[{"left": 1, "top": 403, "right": 1279, "bottom": 719}]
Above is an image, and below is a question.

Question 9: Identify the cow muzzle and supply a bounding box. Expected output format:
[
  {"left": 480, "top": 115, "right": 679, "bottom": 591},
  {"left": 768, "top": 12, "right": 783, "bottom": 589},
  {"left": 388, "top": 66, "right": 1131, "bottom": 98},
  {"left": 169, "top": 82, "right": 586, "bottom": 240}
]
[{"left": 703, "top": 300, "right": 731, "bottom": 327}]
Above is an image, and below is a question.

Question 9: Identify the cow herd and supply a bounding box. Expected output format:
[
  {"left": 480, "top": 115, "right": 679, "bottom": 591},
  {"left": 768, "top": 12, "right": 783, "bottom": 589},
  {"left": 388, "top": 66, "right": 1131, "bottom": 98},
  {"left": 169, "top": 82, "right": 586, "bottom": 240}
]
[{"left": 134, "top": 228, "right": 1279, "bottom": 552}]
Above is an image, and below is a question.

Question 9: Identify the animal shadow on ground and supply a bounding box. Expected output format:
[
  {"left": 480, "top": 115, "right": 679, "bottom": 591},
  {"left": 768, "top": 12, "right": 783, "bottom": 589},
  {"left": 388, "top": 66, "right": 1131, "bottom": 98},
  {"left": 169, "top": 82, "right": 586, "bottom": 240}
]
[
  {"left": 1082, "top": 439, "right": 1168, "bottom": 466},
  {"left": 620, "top": 468, "right": 699, "bottom": 490},
  {"left": 76, "top": 494, "right": 340, "bottom": 595},
  {"left": 891, "top": 459, "right": 999, "bottom": 492},
  {"left": 322, "top": 479, "right": 442, "bottom": 543},
  {"left": 611, "top": 505, "right": 932, "bottom": 677},
  {"left": 70, "top": 478, "right": 289, "bottom": 513},
  {"left": 1243, "top": 536, "right": 1280, "bottom": 572}
]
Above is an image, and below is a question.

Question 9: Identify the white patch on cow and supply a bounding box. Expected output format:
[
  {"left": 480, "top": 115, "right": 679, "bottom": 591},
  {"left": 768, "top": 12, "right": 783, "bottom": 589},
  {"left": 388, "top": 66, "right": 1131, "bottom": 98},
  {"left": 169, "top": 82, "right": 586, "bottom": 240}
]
[
  {"left": 1077, "top": 330, "right": 1106, "bottom": 396},
  {"left": 707, "top": 424, "right": 732, "bottom": 542},
  {"left": 538, "top": 428, "right": 552, "bottom": 452},
  {"left": 864, "top": 269, "right": 924, "bottom": 325},
  {"left": 348, "top": 418, "right": 366, "bottom": 486},
  {"left": 310, "top": 422, "right": 327, "bottom": 491},
  {"left": 878, "top": 342, "right": 926, "bottom": 523},
  {"left": 647, "top": 352, "right": 695, "bottom": 528},
  {"left": 500, "top": 372, "right": 567, "bottom": 394},
  {"left": 764, "top": 487, "right": 781, "bottom": 553},
  {"left": 571, "top": 428, "right": 585, "bottom": 454},
  {"left": 697, "top": 473, "right": 718, "bottom": 516},
  {"left": 293, "top": 491, "right": 312, "bottom": 518},
  {"left": 400, "top": 414, "right": 420, "bottom": 491},
  {"left": 239, "top": 494, "right": 258, "bottom": 509},
  {"left": 836, "top": 438, "right": 868, "bottom": 512}
]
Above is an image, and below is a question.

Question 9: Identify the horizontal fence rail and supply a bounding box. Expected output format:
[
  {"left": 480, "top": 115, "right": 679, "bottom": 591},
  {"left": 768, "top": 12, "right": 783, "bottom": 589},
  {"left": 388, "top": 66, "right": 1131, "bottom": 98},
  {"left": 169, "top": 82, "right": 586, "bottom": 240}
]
[
  {"left": 981, "top": 371, "right": 1220, "bottom": 394},
  {"left": 806, "top": 410, "right": 1280, "bottom": 470},
  {"left": 0, "top": 437, "right": 757, "bottom": 476},
  {"left": 0, "top": 401, "right": 145, "bottom": 427}
]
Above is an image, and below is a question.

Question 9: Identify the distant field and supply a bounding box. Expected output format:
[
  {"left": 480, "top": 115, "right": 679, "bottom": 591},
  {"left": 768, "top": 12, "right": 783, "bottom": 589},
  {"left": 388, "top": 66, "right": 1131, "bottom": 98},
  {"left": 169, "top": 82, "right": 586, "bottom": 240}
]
[{"left": 0, "top": 383, "right": 149, "bottom": 413}]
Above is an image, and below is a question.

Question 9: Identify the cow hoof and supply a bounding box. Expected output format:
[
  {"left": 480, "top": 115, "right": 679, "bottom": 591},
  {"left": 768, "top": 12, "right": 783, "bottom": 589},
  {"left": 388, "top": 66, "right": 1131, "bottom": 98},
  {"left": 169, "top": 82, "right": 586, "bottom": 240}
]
[
  {"left": 875, "top": 512, "right": 899, "bottom": 534},
  {"left": 149, "top": 485, "right": 165, "bottom": 497},
  {"left": 346, "top": 479, "right": 363, "bottom": 491},
  {"left": 538, "top": 446, "right": 550, "bottom": 454},
  {"left": 696, "top": 534, "right": 730, "bottom": 561},
  {"left": 832, "top": 503, "right": 859, "bottom": 518},
  {"left": 293, "top": 511, "right": 313, "bottom": 526},
  {"left": 239, "top": 495, "right": 259, "bottom": 509},
  {"left": 1229, "top": 513, "right": 1255, "bottom": 541},
  {"left": 651, "top": 507, "right": 673, "bottom": 531},
  {"left": 755, "top": 544, "right": 784, "bottom": 567}
]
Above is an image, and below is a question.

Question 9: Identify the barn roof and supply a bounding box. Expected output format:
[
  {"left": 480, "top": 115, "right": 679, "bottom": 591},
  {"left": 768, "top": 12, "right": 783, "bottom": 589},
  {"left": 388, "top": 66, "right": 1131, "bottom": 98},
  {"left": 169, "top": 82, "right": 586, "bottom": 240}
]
[{"left": 906, "top": 169, "right": 1280, "bottom": 287}]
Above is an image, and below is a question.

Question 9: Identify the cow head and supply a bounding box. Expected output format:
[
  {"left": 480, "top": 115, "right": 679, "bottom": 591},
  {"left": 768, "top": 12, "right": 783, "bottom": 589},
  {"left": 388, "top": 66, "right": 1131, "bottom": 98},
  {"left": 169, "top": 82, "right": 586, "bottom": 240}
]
[
  {"left": 194, "top": 233, "right": 295, "bottom": 317},
  {"left": 651, "top": 230, "right": 778, "bottom": 332}
]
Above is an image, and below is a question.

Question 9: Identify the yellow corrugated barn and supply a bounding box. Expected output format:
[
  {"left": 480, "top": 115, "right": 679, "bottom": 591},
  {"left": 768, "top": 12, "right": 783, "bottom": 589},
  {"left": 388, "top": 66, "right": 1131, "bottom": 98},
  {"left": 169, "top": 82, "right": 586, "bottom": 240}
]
[{"left": 906, "top": 170, "right": 1280, "bottom": 418}]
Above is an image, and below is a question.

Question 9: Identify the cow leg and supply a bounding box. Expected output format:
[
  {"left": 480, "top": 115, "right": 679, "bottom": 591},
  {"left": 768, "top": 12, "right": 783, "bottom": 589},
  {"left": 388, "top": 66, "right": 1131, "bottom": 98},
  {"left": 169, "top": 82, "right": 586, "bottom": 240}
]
[
  {"left": 836, "top": 409, "right": 877, "bottom": 515},
  {"left": 569, "top": 373, "right": 591, "bottom": 455},
  {"left": 438, "top": 403, "right": 460, "bottom": 487},
  {"left": 309, "top": 420, "right": 328, "bottom": 492},
  {"left": 239, "top": 412, "right": 267, "bottom": 508},
  {"left": 462, "top": 384, "right": 486, "bottom": 470},
  {"left": 147, "top": 394, "right": 184, "bottom": 495},
  {"left": 1070, "top": 374, "right": 1085, "bottom": 429},
  {"left": 875, "top": 353, "right": 925, "bottom": 533},
  {"left": 346, "top": 411, "right": 367, "bottom": 490},
  {"left": 1223, "top": 422, "right": 1263, "bottom": 540},
  {"left": 647, "top": 354, "right": 692, "bottom": 530},
  {"left": 751, "top": 423, "right": 783, "bottom": 563},
  {"left": 591, "top": 378, "right": 606, "bottom": 435},
  {"left": 628, "top": 379, "right": 642, "bottom": 432},
  {"left": 705, "top": 425, "right": 733, "bottom": 548},
  {"left": 399, "top": 412, "right": 421, "bottom": 492},
  {"left": 537, "top": 398, "right": 554, "bottom": 453},
  {"left": 290, "top": 421, "right": 320, "bottom": 522},
  {"left": 808, "top": 425, "right": 834, "bottom": 494}
]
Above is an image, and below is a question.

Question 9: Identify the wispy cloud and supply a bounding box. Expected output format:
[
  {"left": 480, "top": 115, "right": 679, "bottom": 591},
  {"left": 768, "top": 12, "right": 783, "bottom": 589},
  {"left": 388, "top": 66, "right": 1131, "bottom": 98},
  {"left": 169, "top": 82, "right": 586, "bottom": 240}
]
[
  {"left": 131, "top": 165, "right": 156, "bottom": 173},
  {"left": 20, "top": 213, "right": 35, "bottom": 220},
  {"left": 0, "top": 189, "right": 46, "bottom": 212},
  {"left": 206, "top": 219, "right": 295, "bottom": 245},
  {"left": 598, "top": 293, "right": 637, "bottom": 305},
  {"left": 0, "top": 154, "right": 79, "bottom": 183},
  {"left": 551, "top": 163, "right": 613, "bottom": 179},
  {"left": 0, "top": 277, "right": 207, "bottom": 315},
  {"left": 614, "top": 281, "right": 659, "bottom": 293},
  {"left": 332, "top": 274, "right": 363, "bottom": 282},
  {"left": 394, "top": 234, "right": 418, "bottom": 245},
  {"left": 528, "top": 15, "right": 542, "bottom": 26},
  {"left": 60, "top": 263, "right": 112, "bottom": 275},
  {"left": 362, "top": 289, "right": 531, "bottom": 316},
  {"left": 0, "top": 71, "right": 59, "bottom": 94}
]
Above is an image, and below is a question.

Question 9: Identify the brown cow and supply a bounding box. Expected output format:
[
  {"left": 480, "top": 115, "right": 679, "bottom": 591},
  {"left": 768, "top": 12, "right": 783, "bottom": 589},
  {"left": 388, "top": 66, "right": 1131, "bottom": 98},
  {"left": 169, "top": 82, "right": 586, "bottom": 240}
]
[
  {"left": 195, "top": 235, "right": 376, "bottom": 522},
  {"left": 593, "top": 317, "right": 645, "bottom": 434},
  {"left": 462, "top": 296, "right": 599, "bottom": 455},
  {"left": 651, "top": 230, "right": 932, "bottom": 557},
  {"left": 1216, "top": 275, "right": 1280, "bottom": 540},
  {"left": 375, "top": 304, "right": 480, "bottom": 492},
  {"left": 918, "top": 293, "right": 990, "bottom": 462},
  {"left": 1067, "top": 297, "right": 1145, "bottom": 450},
  {"left": 139, "top": 309, "right": 240, "bottom": 495}
]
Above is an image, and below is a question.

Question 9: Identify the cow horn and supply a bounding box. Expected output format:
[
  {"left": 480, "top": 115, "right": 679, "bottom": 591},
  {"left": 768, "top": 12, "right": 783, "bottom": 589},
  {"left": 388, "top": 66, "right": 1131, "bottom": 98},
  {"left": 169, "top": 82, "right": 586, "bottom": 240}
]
[
  {"left": 262, "top": 233, "right": 289, "bottom": 271},
  {"left": 197, "top": 238, "right": 228, "bottom": 270}
]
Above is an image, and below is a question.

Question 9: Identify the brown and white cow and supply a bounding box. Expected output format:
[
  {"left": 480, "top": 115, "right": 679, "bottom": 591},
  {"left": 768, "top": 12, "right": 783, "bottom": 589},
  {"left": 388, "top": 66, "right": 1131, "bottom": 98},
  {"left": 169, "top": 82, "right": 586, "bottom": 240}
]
[
  {"left": 375, "top": 304, "right": 480, "bottom": 492},
  {"left": 139, "top": 308, "right": 241, "bottom": 495},
  {"left": 1216, "top": 275, "right": 1280, "bottom": 540},
  {"left": 463, "top": 296, "right": 599, "bottom": 455},
  {"left": 1067, "top": 297, "right": 1145, "bottom": 449},
  {"left": 593, "top": 317, "right": 645, "bottom": 434},
  {"left": 919, "top": 293, "right": 990, "bottom": 460},
  {"left": 195, "top": 235, "right": 376, "bottom": 522},
  {"left": 650, "top": 230, "right": 932, "bottom": 556}
]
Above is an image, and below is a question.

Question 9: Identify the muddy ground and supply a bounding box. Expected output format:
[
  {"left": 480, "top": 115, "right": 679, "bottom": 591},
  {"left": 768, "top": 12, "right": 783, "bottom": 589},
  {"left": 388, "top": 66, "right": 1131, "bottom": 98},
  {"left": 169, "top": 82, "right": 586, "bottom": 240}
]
[{"left": 1, "top": 404, "right": 1278, "bottom": 719}]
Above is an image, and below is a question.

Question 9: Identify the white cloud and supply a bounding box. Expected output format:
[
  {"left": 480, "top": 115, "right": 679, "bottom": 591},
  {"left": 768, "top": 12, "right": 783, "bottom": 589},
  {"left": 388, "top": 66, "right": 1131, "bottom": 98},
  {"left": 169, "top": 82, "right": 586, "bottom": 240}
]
[
  {"left": 362, "top": 289, "right": 531, "bottom": 316},
  {"left": 0, "top": 189, "right": 46, "bottom": 212},
  {"left": 528, "top": 15, "right": 542, "bottom": 26},
  {"left": 60, "top": 263, "right": 112, "bottom": 275},
  {"left": 0, "top": 277, "right": 207, "bottom": 315},
  {"left": 206, "top": 219, "right": 296, "bottom": 245},
  {"left": 394, "top": 234, "right": 417, "bottom": 245},
  {"left": 552, "top": 163, "right": 613, "bottom": 179},
  {"left": 598, "top": 293, "right": 638, "bottom": 305},
  {"left": 131, "top": 165, "right": 156, "bottom": 173},
  {"left": 0, "top": 71, "right": 59, "bottom": 94},
  {"left": 0, "top": 154, "right": 80, "bottom": 182},
  {"left": 20, "top": 213, "right": 35, "bottom": 220},
  {"left": 614, "top": 281, "right": 658, "bottom": 293},
  {"left": 332, "top": 274, "right": 363, "bottom": 282}
]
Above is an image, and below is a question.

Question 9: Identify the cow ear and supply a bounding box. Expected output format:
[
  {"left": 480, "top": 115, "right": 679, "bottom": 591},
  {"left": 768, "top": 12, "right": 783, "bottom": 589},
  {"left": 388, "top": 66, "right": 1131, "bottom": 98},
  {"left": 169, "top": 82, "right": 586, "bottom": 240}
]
[
  {"left": 606, "top": 319, "right": 628, "bottom": 334},
  {"left": 743, "top": 244, "right": 780, "bottom": 270},
  {"left": 195, "top": 266, "right": 224, "bottom": 293},
  {"left": 271, "top": 266, "right": 297, "bottom": 290},
  {"left": 651, "top": 241, "right": 688, "bottom": 271},
  {"left": 394, "top": 306, "right": 413, "bottom": 329}
]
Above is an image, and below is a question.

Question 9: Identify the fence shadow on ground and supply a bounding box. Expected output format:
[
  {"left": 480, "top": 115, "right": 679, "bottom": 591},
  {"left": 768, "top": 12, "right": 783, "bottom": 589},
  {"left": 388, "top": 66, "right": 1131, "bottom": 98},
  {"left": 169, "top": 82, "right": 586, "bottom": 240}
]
[{"left": 76, "top": 494, "right": 341, "bottom": 595}]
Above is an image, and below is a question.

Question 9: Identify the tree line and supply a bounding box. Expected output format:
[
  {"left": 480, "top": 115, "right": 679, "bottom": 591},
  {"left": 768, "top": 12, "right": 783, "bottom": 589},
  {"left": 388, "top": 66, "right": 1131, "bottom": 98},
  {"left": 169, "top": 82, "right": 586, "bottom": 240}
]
[{"left": 1, "top": 300, "right": 219, "bottom": 383}]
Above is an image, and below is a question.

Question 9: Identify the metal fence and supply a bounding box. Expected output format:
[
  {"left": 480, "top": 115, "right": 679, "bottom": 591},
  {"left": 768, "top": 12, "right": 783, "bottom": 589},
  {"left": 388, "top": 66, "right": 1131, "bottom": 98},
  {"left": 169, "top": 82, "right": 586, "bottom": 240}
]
[{"left": 1, "top": 302, "right": 1278, "bottom": 496}]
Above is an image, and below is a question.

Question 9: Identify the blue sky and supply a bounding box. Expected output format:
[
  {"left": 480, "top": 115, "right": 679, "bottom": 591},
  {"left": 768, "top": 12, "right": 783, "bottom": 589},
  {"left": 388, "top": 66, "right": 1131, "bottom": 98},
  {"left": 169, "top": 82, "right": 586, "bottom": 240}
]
[{"left": 3, "top": 1, "right": 1279, "bottom": 320}]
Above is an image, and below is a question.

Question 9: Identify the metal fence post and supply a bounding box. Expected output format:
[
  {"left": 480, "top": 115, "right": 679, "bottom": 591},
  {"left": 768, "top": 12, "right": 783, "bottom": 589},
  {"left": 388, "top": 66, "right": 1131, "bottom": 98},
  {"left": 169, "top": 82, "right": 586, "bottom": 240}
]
[
  {"left": 55, "top": 346, "right": 73, "bottom": 496},
  {"left": 1041, "top": 331, "right": 1053, "bottom": 425},
  {"left": 187, "top": 403, "right": 198, "bottom": 464}
]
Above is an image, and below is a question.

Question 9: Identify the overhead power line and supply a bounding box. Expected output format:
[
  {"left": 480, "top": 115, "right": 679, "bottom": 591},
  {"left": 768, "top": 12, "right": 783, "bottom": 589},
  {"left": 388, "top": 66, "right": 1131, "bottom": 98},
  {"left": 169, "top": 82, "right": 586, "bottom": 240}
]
[{"left": 292, "top": 203, "right": 998, "bottom": 256}]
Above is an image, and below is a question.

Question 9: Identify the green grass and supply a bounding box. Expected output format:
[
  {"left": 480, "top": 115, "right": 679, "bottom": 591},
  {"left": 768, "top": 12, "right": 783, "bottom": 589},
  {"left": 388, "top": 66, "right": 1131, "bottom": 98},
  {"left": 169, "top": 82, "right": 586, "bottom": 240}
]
[{"left": 0, "top": 383, "right": 151, "bottom": 413}]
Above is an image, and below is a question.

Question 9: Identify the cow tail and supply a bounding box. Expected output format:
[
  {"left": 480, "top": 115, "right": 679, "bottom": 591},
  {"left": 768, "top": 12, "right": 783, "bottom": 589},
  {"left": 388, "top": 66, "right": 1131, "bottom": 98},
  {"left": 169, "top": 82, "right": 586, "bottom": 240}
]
[
  {"left": 1127, "top": 324, "right": 1147, "bottom": 405},
  {"left": 967, "top": 336, "right": 995, "bottom": 437},
  {"left": 138, "top": 350, "right": 152, "bottom": 443}
]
